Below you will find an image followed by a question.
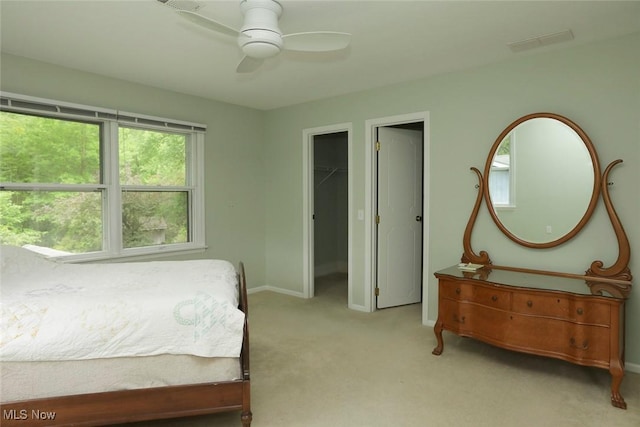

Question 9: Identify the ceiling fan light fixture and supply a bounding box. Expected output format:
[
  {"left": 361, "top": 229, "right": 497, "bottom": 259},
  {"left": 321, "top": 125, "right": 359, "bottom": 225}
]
[
  {"left": 242, "top": 40, "right": 281, "bottom": 58},
  {"left": 238, "top": 0, "right": 284, "bottom": 59},
  {"left": 239, "top": 29, "right": 283, "bottom": 58},
  {"left": 169, "top": 0, "right": 351, "bottom": 73}
]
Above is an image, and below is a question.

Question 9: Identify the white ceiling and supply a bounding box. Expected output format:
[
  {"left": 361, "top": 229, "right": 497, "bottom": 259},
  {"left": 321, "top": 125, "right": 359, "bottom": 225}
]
[{"left": 2, "top": 1, "right": 639, "bottom": 110}]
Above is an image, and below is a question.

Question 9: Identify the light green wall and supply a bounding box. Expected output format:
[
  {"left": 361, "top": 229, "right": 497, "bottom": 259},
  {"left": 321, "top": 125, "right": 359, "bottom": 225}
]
[
  {"left": 2, "top": 32, "right": 639, "bottom": 365},
  {"left": 263, "top": 32, "right": 640, "bottom": 364},
  {"left": 0, "top": 53, "right": 267, "bottom": 286}
]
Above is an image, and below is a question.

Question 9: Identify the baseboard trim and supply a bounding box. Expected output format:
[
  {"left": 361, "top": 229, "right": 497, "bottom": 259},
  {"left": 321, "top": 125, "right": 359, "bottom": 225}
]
[
  {"left": 626, "top": 361, "right": 640, "bottom": 374},
  {"left": 248, "top": 285, "right": 306, "bottom": 299},
  {"left": 348, "top": 303, "right": 368, "bottom": 312},
  {"left": 247, "top": 285, "right": 267, "bottom": 295}
]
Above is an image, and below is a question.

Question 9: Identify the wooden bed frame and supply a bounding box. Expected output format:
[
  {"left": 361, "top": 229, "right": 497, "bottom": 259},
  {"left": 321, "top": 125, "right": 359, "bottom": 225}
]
[{"left": 0, "top": 262, "right": 252, "bottom": 427}]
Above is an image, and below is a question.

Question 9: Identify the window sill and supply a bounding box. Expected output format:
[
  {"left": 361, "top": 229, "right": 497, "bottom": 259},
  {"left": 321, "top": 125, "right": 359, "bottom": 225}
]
[{"left": 50, "top": 244, "right": 208, "bottom": 264}]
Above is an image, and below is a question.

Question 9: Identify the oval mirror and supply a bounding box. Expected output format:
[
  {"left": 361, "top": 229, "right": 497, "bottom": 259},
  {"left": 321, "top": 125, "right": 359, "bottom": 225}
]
[{"left": 483, "top": 113, "right": 601, "bottom": 248}]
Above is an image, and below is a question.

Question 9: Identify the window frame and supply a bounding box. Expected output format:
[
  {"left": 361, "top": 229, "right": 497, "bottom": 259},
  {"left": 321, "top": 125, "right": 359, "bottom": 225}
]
[
  {"left": 0, "top": 92, "right": 206, "bottom": 262},
  {"left": 490, "top": 131, "right": 517, "bottom": 210}
]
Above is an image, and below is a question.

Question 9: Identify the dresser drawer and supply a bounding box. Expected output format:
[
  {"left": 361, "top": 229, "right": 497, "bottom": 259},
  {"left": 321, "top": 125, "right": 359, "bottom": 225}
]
[
  {"left": 512, "top": 293, "right": 611, "bottom": 325},
  {"left": 439, "top": 298, "right": 510, "bottom": 343},
  {"left": 506, "top": 314, "right": 610, "bottom": 364},
  {"left": 439, "top": 280, "right": 511, "bottom": 310}
]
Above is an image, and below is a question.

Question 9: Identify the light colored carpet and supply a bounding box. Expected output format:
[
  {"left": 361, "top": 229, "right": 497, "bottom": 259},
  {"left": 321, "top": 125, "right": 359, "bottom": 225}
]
[{"left": 126, "top": 273, "right": 640, "bottom": 427}]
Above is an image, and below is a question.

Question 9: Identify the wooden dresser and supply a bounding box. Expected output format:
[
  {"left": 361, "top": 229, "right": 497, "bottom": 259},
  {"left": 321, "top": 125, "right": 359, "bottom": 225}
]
[
  {"left": 444, "top": 112, "right": 633, "bottom": 408},
  {"left": 432, "top": 265, "right": 627, "bottom": 409}
]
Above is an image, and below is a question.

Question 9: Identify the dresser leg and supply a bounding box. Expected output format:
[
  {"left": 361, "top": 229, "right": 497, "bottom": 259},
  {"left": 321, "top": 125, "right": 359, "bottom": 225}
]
[
  {"left": 610, "top": 362, "right": 627, "bottom": 409},
  {"left": 432, "top": 320, "right": 444, "bottom": 355}
]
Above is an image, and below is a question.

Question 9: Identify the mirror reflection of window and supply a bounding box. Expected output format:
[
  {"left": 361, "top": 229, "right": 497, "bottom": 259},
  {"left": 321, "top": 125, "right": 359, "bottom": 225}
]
[
  {"left": 483, "top": 113, "right": 600, "bottom": 247},
  {"left": 489, "top": 133, "right": 515, "bottom": 206}
]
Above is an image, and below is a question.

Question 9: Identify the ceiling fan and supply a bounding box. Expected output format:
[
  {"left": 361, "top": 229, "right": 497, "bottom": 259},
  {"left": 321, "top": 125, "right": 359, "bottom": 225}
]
[{"left": 159, "top": 0, "right": 352, "bottom": 73}]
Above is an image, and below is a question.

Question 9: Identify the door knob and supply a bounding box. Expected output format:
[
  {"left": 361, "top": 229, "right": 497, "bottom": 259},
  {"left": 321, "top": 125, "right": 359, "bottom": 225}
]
[{"left": 416, "top": 216, "right": 422, "bottom": 222}]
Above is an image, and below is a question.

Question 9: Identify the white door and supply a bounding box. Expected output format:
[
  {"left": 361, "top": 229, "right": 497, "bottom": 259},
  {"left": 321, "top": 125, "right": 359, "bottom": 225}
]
[{"left": 376, "top": 126, "right": 423, "bottom": 308}]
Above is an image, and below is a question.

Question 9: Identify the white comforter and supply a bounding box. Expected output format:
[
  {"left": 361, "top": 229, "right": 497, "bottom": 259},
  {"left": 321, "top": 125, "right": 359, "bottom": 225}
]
[{"left": 0, "top": 246, "right": 245, "bottom": 362}]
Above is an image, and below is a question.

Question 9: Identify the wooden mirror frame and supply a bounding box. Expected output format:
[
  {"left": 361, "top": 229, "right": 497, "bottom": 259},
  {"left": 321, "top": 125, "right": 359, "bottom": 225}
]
[
  {"left": 483, "top": 112, "right": 601, "bottom": 248},
  {"left": 461, "top": 112, "right": 632, "bottom": 298}
]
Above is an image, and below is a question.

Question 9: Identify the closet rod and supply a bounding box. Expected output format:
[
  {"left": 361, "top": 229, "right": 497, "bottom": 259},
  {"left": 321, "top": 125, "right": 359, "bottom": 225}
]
[
  {"left": 316, "top": 168, "right": 337, "bottom": 188},
  {"left": 314, "top": 165, "right": 347, "bottom": 172}
]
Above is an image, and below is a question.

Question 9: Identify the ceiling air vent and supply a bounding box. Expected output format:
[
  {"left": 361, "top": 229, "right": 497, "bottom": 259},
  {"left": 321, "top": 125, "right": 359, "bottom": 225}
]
[
  {"left": 157, "top": 0, "right": 203, "bottom": 13},
  {"left": 508, "top": 29, "right": 574, "bottom": 53}
]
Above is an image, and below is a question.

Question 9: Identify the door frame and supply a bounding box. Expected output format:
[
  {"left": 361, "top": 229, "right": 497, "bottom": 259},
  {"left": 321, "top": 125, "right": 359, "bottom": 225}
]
[
  {"left": 364, "top": 112, "right": 430, "bottom": 319},
  {"left": 302, "top": 123, "right": 353, "bottom": 305}
]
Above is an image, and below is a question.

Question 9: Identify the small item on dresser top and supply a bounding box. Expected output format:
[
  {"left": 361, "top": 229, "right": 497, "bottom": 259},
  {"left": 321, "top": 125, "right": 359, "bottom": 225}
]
[{"left": 457, "top": 262, "right": 484, "bottom": 271}]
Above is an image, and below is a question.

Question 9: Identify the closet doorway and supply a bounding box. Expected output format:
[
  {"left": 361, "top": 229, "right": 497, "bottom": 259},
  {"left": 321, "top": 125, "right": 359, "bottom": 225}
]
[
  {"left": 364, "top": 112, "right": 430, "bottom": 315},
  {"left": 303, "top": 124, "right": 353, "bottom": 307}
]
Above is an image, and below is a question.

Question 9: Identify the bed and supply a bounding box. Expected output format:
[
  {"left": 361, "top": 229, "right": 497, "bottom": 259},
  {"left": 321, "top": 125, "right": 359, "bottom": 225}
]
[{"left": 0, "top": 245, "right": 252, "bottom": 426}]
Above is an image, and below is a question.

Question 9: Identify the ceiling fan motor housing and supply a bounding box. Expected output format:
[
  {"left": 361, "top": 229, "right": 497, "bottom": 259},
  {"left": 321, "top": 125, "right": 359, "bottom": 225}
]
[{"left": 239, "top": 0, "right": 284, "bottom": 58}]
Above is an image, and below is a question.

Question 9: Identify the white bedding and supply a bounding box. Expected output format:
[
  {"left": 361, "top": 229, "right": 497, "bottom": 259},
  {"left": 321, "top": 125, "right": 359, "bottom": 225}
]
[{"left": 0, "top": 246, "right": 245, "bottom": 362}]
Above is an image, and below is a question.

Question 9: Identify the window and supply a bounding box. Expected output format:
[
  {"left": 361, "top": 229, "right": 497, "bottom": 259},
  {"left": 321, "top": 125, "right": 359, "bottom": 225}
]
[
  {"left": 0, "top": 92, "right": 205, "bottom": 261},
  {"left": 489, "top": 133, "right": 515, "bottom": 207}
]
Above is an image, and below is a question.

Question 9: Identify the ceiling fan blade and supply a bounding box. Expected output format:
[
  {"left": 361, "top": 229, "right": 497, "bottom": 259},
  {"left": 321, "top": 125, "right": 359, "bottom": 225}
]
[
  {"left": 282, "top": 32, "right": 351, "bottom": 53},
  {"left": 176, "top": 10, "right": 239, "bottom": 37},
  {"left": 236, "top": 56, "right": 265, "bottom": 74}
]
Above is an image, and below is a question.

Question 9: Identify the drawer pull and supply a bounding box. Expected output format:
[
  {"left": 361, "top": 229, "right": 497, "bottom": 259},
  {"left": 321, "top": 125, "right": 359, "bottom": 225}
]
[
  {"left": 491, "top": 295, "right": 498, "bottom": 302},
  {"left": 526, "top": 300, "right": 533, "bottom": 308},
  {"left": 455, "top": 288, "right": 461, "bottom": 295},
  {"left": 569, "top": 337, "right": 589, "bottom": 351},
  {"left": 577, "top": 308, "right": 584, "bottom": 315},
  {"left": 453, "top": 314, "right": 465, "bottom": 324}
]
